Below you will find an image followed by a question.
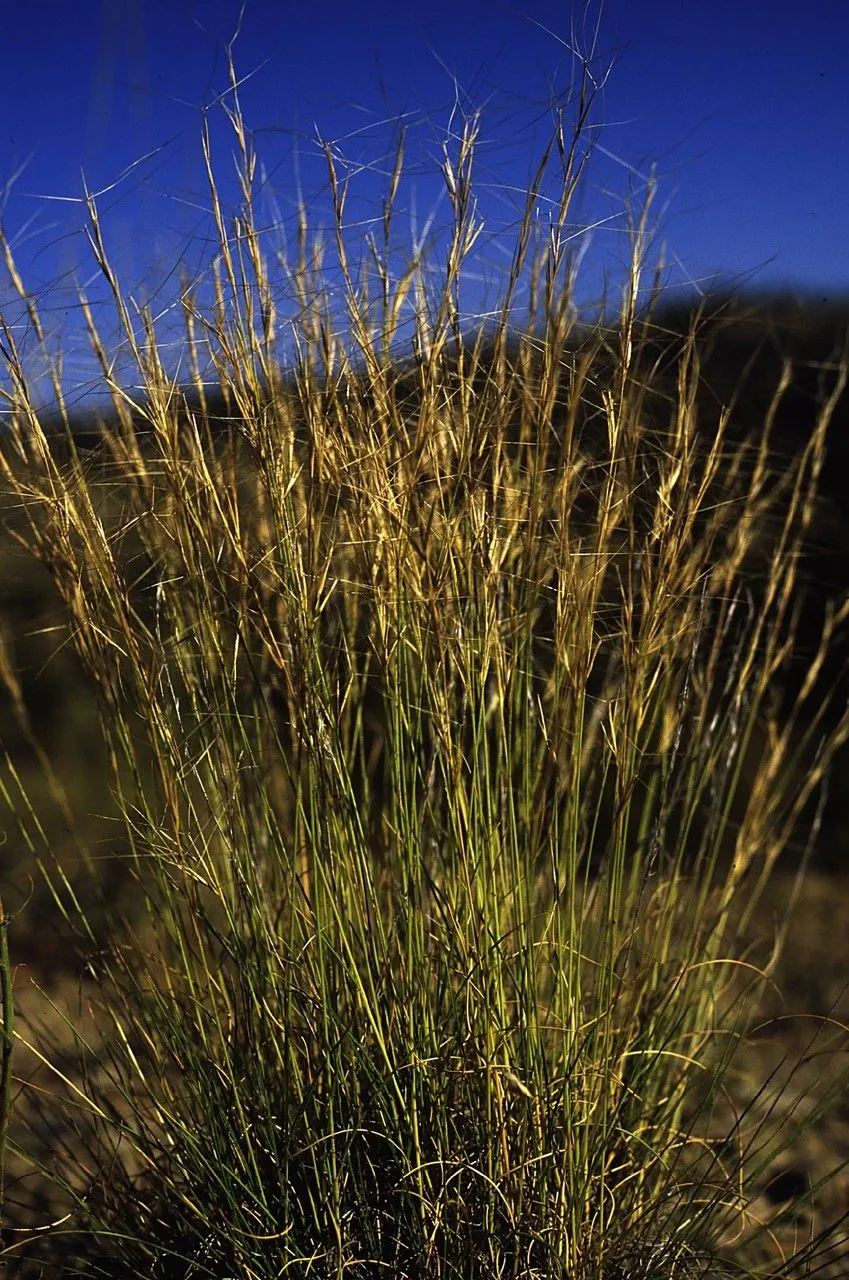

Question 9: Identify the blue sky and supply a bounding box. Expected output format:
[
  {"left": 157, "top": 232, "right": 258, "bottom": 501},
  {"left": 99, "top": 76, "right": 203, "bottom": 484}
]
[{"left": 2, "top": 0, "right": 847, "bottom": 406}]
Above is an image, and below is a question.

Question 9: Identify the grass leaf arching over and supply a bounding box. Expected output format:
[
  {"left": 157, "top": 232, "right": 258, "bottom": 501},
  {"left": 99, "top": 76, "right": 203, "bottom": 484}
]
[{"left": 1, "top": 40, "right": 848, "bottom": 1280}]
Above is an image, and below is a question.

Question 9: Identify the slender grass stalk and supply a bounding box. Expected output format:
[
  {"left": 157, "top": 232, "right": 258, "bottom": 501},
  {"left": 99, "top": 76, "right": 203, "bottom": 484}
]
[{"left": 0, "top": 890, "right": 11, "bottom": 1238}]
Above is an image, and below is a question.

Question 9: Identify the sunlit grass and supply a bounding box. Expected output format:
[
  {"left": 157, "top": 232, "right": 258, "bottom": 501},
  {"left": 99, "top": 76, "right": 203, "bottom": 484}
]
[{"left": 0, "top": 46, "right": 848, "bottom": 1280}]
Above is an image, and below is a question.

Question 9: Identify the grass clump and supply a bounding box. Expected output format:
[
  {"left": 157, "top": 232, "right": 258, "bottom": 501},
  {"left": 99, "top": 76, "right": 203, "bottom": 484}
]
[{"left": 0, "top": 48, "right": 848, "bottom": 1280}]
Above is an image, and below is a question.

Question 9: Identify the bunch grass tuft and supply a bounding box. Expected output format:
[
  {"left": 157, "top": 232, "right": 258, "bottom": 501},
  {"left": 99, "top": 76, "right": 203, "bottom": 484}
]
[{"left": 0, "top": 45, "right": 848, "bottom": 1280}]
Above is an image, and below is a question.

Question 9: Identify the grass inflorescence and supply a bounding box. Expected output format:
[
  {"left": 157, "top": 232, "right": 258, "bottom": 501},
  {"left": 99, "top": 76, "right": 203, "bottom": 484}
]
[{"left": 0, "top": 46, "right": 848, "bottom": 1280}]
